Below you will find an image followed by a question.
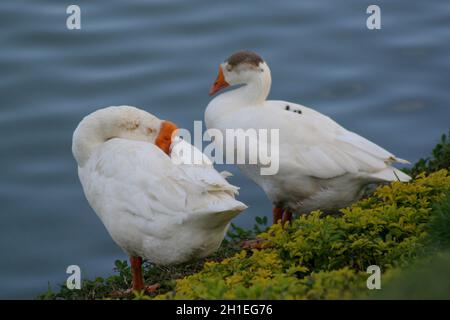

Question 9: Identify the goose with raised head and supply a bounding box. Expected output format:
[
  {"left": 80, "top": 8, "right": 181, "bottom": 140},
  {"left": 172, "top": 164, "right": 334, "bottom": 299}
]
[{"left": 205, "top": 51, "right": 410, "bottom": 224}]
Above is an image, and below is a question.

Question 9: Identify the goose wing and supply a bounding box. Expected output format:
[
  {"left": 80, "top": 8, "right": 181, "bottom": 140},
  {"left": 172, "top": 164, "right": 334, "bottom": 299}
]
[{"left": 78, "top": 139, "right": 246, "bottom": 239}]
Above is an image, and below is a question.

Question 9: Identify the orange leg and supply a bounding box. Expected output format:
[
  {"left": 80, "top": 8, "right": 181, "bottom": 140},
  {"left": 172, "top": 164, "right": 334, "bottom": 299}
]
[
  {"left": 273, "top": 207, "right": 283, "bottom": 224},
  {"left": 282, "top": 211, "right": 293, "bottom": 225},
  {"left": 130, "top": 256, "right": 144, "bottom": 292}
]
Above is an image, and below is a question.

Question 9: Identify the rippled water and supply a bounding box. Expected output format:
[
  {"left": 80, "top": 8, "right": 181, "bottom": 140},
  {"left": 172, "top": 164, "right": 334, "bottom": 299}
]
[{"left": 0, "top": 0, "right": 449, "bottom": 298}]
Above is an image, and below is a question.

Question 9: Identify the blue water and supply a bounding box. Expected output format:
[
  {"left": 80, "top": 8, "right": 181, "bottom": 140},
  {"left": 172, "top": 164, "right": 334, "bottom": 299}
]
[{"left": 0, "top": 0, "right": 448, "bottom": 299}]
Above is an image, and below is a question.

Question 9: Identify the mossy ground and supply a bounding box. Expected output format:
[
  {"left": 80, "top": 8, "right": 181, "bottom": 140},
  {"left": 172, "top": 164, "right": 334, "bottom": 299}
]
[
  {"left": 39, "top": 133, "right": 450, "bottom": 300},
  {"left": 38, "top": 238, "right": 244, "bottom": 300}
]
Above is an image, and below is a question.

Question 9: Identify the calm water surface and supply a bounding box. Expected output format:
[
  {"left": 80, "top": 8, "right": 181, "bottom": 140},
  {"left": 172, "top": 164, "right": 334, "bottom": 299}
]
[{"left": 0, "top": 0, "right": 449, "bottom": 298}]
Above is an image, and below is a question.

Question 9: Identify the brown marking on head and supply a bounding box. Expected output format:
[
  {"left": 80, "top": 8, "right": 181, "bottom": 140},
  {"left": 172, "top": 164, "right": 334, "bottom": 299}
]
[
  {"left": 155, "top": 121, "right": 178, "bottom": 155},
  {"left": 226, "top": 51, "right": 264, "bottom": 69}
]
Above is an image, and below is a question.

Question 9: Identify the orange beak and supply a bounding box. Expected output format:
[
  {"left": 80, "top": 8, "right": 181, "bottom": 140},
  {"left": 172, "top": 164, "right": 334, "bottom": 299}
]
[
  {"left": 155, "top": 121, "right": 178, "bottom": 155},
  {"left": 209, "top": 66, "right": 229, "bottom": 96}
]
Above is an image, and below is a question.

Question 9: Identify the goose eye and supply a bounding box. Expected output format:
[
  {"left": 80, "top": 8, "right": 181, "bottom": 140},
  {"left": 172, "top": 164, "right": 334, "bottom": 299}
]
[{"left": 146, "top": 127, "right": 154, "bottom": 135}]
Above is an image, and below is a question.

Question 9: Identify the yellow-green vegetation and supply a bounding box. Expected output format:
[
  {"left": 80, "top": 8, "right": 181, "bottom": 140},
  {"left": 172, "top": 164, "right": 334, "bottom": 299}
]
[
  {"left": 157, "top": 170, "right": 450, "bottom": 299},
  {"left": 39, "top": 133, "right": 450, "bottom": 300}
]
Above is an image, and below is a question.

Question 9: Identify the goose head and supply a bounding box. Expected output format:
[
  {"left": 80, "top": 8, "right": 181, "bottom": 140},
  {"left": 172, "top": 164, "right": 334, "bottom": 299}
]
[
  {"left": 209, "top": 51, "right": 272, "bottom": 104},
  {"left": 73, "top": 106, "right": 178, "bottom": 167}
]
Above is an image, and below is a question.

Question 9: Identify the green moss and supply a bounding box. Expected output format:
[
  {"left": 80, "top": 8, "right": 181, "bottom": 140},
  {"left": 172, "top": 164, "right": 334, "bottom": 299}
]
[{"left": 37, "top": 240, "right": 243, "bottom": 300}]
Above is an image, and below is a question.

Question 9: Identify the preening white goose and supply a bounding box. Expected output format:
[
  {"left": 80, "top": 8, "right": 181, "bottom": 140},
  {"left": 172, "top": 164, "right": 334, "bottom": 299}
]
[
  {"left": 205, "top": 51, "right": 411, "bottom": 224},
  {"left": 72, "top": 106, "right": 246, "bottom": 292}
]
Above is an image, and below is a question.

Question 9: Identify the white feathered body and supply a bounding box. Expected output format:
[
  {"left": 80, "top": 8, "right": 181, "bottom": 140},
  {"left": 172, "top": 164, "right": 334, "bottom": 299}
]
[
  {"left": 206, "top": 98, "right": 411, "bottom": 214},
  {"left": 74, "top": 107, "right": 246, "bottom": 265}
]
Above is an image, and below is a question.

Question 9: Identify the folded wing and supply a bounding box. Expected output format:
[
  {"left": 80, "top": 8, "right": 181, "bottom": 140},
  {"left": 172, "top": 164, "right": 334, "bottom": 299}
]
[
  {"left": 264, "top": 100, "right": 411, "bottom": 181},
  {"left": 78, "top": 138, "right": 246, "bottom": 240}
]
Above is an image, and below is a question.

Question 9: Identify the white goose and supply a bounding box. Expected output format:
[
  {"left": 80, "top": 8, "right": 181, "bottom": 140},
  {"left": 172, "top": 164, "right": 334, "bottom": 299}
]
[
  {"left": 72, "top": 106, "right": 246, "bottom": 292},
  {"left": 205, "top": 51, "right": 411, "bottom": 224}
]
